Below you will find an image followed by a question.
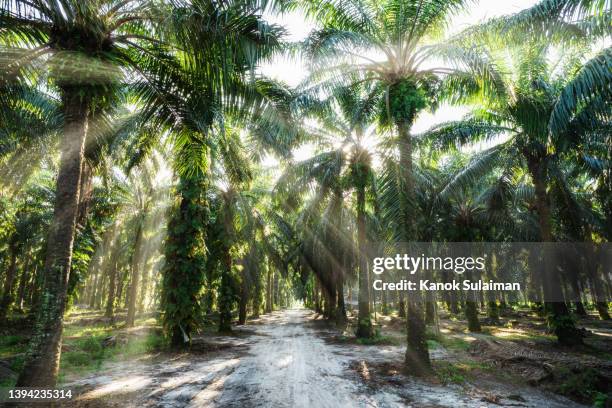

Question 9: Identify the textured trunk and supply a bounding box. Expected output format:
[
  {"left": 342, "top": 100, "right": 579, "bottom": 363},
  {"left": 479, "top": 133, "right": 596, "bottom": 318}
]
[
  {"left": 465, "top": 300, "right": 481, "bottom": 332},
  {"left": 486, "top": 255, "right": 500, "bottom": 324},
  {"left": 0, "top": 243, "right": 19, "bottom": 320},
  {"left": 313, "top": 279, "right": 322, "bottom": 314},
  {"left": 356, "top": 184, "right": 373, "bottom": 338},
  {"left": 398, "top": 292, "right": 406, "bottom": 317},
  {"left": 584, "top": 231, "right": 610, "bottom": 320},
  {"left": 273, "top": 268, "right": 280, "bottom": 308},
  {"left": 126, "top": 222, "right": 144, "bottom": 327},
  {"left": 26, "top": 264, "right": 39, "bottom": 313},
  {"left": 398, "top": 121, "right": 430, "bottom": 373},
  {"left": 138, "top": 261, "right": 149, "bottom": 313},
  {"left": 105, "top": 261, "right": 118, "bottom": 318},
  {"left": 251, "top": 267, "right": 262, "bottom": 318},
  {"left": 424, "top": 269, "right": 434, "bottom": 324},
  {"left": 95, "top": 271, "right": 107, "bottom": 309},
  {"left": 425, "top": 300, "right": 435, "bottom": 324},
  {"left": 324, "top": 282, "right": 336, "bottom": 319},
  {"left": 16, "top": 90, "right": 89, "bottom": 387},
  {"left": 238, "top": 275, "right": 248, "bottom": 325},
  {"left": 76, "top": 160, "right": 93, "bottom": 228},
  {"left": 530, "top": 163, "right": 581, "bottom": 345},
  {"left": 335, "top": 278, "right": 347, "bottom": 323},
  {"left": 116, "top": 269, "right": 126, "bottom": 309},
  {"left": 88, "top": 270, "right": 98, "bottom": 308},
  {"left": 161, "top": 174, "right": 208, "bottom": 347},
  {"left": 218, "top": 249, "right": 233, "bottom": 332},
  {"left": 568, "top": 272, "right": 587, "bottom": 316},
  {"left": 381, "top": 287, "right": 389, "bottom": 315},
  {"left": 17, "top": 253, "right": 32, "bottom": 311},
  {"left": 265, "top": 265, "right": 273, "bottom": 313}
]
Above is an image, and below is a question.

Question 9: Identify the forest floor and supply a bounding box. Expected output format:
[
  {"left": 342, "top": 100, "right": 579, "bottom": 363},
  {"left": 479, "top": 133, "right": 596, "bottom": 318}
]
[{"left": 1, "top": 307, "right": 610, "bottom": 407}]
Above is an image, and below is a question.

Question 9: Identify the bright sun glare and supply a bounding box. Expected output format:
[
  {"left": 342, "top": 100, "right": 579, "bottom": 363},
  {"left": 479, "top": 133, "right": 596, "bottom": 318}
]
[{"left": 260, "top": 0, "right": 541, "bottom": 167}]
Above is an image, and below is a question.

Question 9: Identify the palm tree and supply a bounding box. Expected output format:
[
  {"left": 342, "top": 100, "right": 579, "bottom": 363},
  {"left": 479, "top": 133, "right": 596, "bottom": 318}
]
[
  {"left": 302, "top": 0, "right": 504, "bottom": 372},
  {"left": 422, "top": 39, "right": 610, "bottom": 344},
  {"left": 475, "top": 0, "right": 611, "bottom": 136},
  {"left": 277, "top": 82, "right": 380, "bottom": 334},
  {"left": 101, "top": 0, "right": 284, "bottom": 345},
  {"left": 0, "top": 0, "right": 175, "bottom": 386},
  {"left": 116, "top": 157, "right": 170, "bottom": 327}
]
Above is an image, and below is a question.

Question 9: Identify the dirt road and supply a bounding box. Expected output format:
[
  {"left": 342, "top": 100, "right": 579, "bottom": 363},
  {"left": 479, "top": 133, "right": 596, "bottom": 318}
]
[{"left": 66, "top": 309, "right": 585, "bottom": 407}]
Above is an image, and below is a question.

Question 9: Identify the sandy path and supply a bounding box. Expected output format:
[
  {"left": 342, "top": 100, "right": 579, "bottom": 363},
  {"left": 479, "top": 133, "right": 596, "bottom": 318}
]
[{"left": 65, "top": 309, "right": 585, "bottom": 408}]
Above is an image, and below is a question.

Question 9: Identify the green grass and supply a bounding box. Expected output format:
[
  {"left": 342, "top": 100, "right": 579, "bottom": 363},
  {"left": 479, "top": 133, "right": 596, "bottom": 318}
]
[
  {"left": 434, "top": 360, "right": 493, "bottom": 385},
  {"left": 59, "top": 331, "right": 165, "bottom": 378},
  {"left": 53, "top": 312, "right": 167, "bottom": 382},
  {"left": 427, "top": 332, "right": 472, "bottom": 351},
  {"left": 0, "top": 310, "right": 166, "bottom": 386}
]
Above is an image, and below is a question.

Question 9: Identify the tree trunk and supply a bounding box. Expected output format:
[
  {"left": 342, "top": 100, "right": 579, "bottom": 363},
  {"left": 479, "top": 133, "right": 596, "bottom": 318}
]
[
  {"left": 313, "top": 279, "right": 322, "bottom": 314},
  {"left": 17, "top": 252, "right": 32, "bottom": 311},
  {"left": 238, "top": 276, "right": 248, "bottom": 325},
  {"left": 397, "top": 120, "right": 430, "bottom": 373},
  {"left": 161, "top": 173, "right": 208, "bottom": 347},
  {"left": 138, "top": 261, "right": 149, "bottom": 313},
  {"left": 425, "top": 300, "right": 435, "bottom": 324},
  {"left": 273, "top": 267, "right": 280, "bottom": 308},
  {"left": 218, "top": 248, "right": 233, "bottom": 332},
  {"left": 76, "top": 160, "right": 93, "bottom": 228},
  {"left": 265, "top": 265, "right": 273, "bottom": 313},
  {"left": 356, "top": 183, "right": 373, "bottom": 338},
  {"left": 398, "top": 292, "right": 406, "bottom": 317},
  {"left": 26, "top": 263, "right": 39, "bottom": 313},
  {"left": 486, "top": 255, "right": 500, "bottom": 324},
  {"left": 16, "top": 90, "right": 89, "bottom": 387},
  {"left": 116, "top": 268, "right": 126, "bottom": 309},
  {"left": 465, "top": 300, "right": 481, "bottom": 332},
  {"left": 88, "top": 270, "right": 98, "bottom": 308},
  {"left": 530, "top": 163, "right": 581, "bottom": 345},
  {"left": 251, "top": 267, "right": 262, "bottom": 318},
  {"left": 105, "top": 261, "right": 118, "bottom": 319},
  {"left": 584, "top": 232, "right": 610, "bottom": 320},
  {"left": 424, "top": 270, "right": 434, "bottom": 324},
  {"left": 336, "top": 278, "right": 347, "bottom": 324},
  {"left": 126, "top": 221, "right": 144, "bottom": 327},
  {"left": 95, "top": 271, "right": 107, "bottom": 309},
  {"left": 0, "top": 242, "right": 19, "bottom": 320}
]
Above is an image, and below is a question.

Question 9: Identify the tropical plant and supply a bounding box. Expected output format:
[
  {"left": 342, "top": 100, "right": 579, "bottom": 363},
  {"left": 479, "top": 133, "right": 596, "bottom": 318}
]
[
  {"left": 421, "top": 39, "right": 611, "bottom": 343},
  {"left": 301, "top": 0, "right": 509, "bottom": 373}
]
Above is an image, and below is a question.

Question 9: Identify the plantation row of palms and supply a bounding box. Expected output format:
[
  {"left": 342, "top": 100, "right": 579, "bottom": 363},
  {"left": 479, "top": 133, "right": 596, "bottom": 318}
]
[{"left": 0, "top": 0, "right": 610, "bottom": 389}]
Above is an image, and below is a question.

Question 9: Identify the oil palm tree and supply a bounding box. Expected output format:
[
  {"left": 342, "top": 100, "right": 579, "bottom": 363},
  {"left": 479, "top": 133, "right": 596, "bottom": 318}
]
[
  {"left": 302, "top": 0, "right": 505, "bottom": 372},
  {"left": 422, "top": 39, "right": 610, "bottom": 344},
  {"left": 277, "top": 82, "right": 380, "bottom": 334},
  {"left": 475, "top": 0, "right": 611, "bottom": 136},
  {"left": 81, "top": 0, "right": 284, "bottom": 346},
  {"left": 0, "top": 0, "right": 177, "bottom": 386}
]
